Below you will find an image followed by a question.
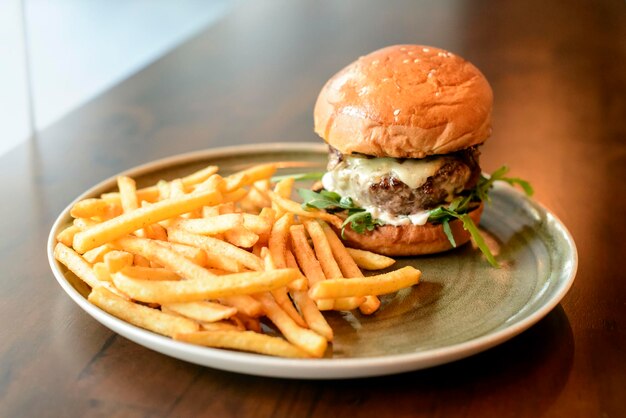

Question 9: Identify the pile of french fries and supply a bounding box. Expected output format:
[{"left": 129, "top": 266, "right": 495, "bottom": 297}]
[{"left": 54, "top": 163, "right": 421, "bottom": 358}]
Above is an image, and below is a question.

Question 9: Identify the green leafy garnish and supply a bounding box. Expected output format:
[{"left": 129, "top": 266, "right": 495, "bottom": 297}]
[
  {"left": 427, "top": 165, "right": 533, "bottom": 267},
  {"left": 271, "top": 172, "right": 325, "bottom": 183},
  {"left": 297, "top": 189, "right": 382, "bottom": 237},
  {"left": 297, "top": 165, "right": 532, "bottom": 268}
]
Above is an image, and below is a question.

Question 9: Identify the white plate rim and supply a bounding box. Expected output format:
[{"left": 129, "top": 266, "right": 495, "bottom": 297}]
[{"left": 47, "top": 143, "right": 578, "bottom": 379}]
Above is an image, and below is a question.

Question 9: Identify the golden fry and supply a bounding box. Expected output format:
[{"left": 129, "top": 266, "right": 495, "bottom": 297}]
[
  {"left": 346, "top": 248, "right": 396, "bottom": 270},
  {"left": 255, "top": 292, "right": 327, "bottom": 358},
  {"left": 121, "top": 266, "right": 181, "bottom": 281},
  {"left": 218, "top": 295, "right": 263, "bottom": 317},
  {"left": 268, "top": 213, "right": 294, "bottom": 268},
  {"left": 115, "top": 236, "right": 216, "bottom": 281},
  {"left": 56, "top": 224, "right": 80, "bottom": 247},
  {"left": 168, "top": 228, "right": 263, "bottom": 271},
  {"left": 112, "top": 268, "right": 301, "bottom": 303},
  {"left": 117, "top": 176, "right": 139, "bottom": 212},
  {"left": 289, "top": 224, "right": 334, "bottom": 310},
  {"left": 174, "top": 330, "right": 309, "bottom": 358},
  {"left": 309, "top": 266, "right": 421, "bottom": 299},
  {"left": 320, "top": 221, "right": 381, "bottom": 315},
  {"left": 73, "top": 189, "right": 222, "bottom": 253},
  {"left": 89, "top": 286, "right": 199, "bottom": 337},
  {"left": 70, "top": 198, "right": 122, "bottom": 219},
  {"left": 291, "top": 290, "right": 333, "bottom": 341},
  {"left": 162, "top": 301, "right": 237, "bottom": 323},
  {"left": 103, "top": 250, "right": 134, "bottom": 273}
]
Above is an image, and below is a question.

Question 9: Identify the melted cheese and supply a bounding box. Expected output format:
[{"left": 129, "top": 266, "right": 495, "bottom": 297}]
[
  {"left": 347, "top": 156, "right": 445, "bottom": 189},
  {"left": 321, "top": 155, "right": 447, "bottom": 226}
]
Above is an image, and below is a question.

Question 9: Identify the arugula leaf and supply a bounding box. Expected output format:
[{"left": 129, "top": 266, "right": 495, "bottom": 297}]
[
  {"left": 271, "top": 172, "right": 326, "bottom": 183},
  {"left": 298, "top": 188, "right": 381, "bottom": 237},
  {"left": 426, "top": 165, "right": 533, "bottom": 267}
]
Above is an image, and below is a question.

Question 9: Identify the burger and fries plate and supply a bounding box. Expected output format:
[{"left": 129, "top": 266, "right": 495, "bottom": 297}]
[{"left": 47, "top": 143, "right": 577, "bottom": 379}]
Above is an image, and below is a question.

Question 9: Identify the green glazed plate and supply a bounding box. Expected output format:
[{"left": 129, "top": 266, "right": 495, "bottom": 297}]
[{"left": 47, "top": 143, "right": 577, "bottom": 379}]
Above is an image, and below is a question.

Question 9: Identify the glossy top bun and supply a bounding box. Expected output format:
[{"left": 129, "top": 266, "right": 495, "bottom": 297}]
[
  {"left": 314, "top": 45, "right": 493, "bottom": 158},
  {"left": 337, "top": 204, "right": 484, "bottom": 256}
]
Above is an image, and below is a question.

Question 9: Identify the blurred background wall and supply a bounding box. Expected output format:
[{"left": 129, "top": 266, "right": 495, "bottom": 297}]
[{"left": 0, "top": 0, "right": 234, "bottom": 156}]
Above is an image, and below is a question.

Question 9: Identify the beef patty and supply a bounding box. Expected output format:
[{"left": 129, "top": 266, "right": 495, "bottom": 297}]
[{"left": 326, "top": 146, "right": 481, "bottom": 215}]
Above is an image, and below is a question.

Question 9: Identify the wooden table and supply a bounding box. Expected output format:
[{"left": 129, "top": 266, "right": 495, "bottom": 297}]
[{"left": 1, "top": 1, "right": 624, "bottom": 416}]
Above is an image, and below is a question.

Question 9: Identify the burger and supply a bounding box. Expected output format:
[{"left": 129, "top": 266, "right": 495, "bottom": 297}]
[{"left": 301, "top": 44, "right": 529, "bottom": 263}]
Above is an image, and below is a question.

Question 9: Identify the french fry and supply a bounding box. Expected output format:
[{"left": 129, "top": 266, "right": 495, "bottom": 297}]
[
  {"left": 198, "top": 321, "right": 243, "bottom": 332},
  {"left": 218, "top": 295, "right": 263, "bottom": 317},
  {"left": 115, "top": 236, "right": 217, "bottom": 281},
  {"left": 255, "top": 208, "right": 275, "bottom": 246},
  {"left": 202, "top": 206, "right": 220, "bottom": 218},
  {"left": 189, "top": 171, "right": 222, "bottom": 193},
  {"left": 169, "top": 179, "right": 185, "bottom": 198},
  {"left": 54, "top": 243, "right": 128, "bottom": 299},
  {"left": 223, "top": 164, "right": 277, "bottom": 192},
  {"left": 157, "top": 180, "right": 171, "bottom": 200},
  {"left": 56, "top": 224, "right": 80, "bottom": 247},
  {"left": 291, "top": 290, "right": 333, "bottom": 341},
  {"left": 289, "top": 225, "right": 334, "bottom": 310},
  {"left": 103, "top": 250, "right": 134, "bottom": 273},
  {"left": 284, "top": 249, "right": 307, "bottom": 290},
  {"left": 121, "top": 266, "right": 181, "bottom": 281},
  {"left": 242, "top": 214, "right": 272, "bottom": 236},
  {"left": 302, "top": 220, "right": 365, "bottom": 310},
  {"left": 255, "top": 292, "right": 327, "bottom": 357},
  {"left": 272, "top": 177, "right": 295, "bottom": 218},
  {"left": 273, "top": 177, "right": 295, "bottom": 199},
  {"left": 268, "top": 213, "right": 294, "bottom": 268},
  {"left": 82, "top": 244, "right": 114, "bottom": 264},
  {"left": 224, "top": 226, "right": 259, "bottom": 248},
  {"left": 117, "top": 176, "right": 139, "bottom": 212},
  {"left": 309, "top": 266, "right": 421, "bottom": 299},
  {"left": 204, "top": 251, "right": 243, "bottom": 273},
  {"left": 93, "top": 262, "right": 112, "bottom": 282},
  {"left": 174, "top": 330, "right": 309, "bottom": 358},
  {"left": 158, "top": 241, "right": 207, "bottom": 266},
  {"left": 217, "top": 202, "right": 237, "bottom": 214},
  {"left": 101, "top": 165, "right": 219, "bottom": 204},
  {"left": 222, "top": 188, "right": 249, "bottom": 203},
  {"left": 168, "top": 228, "right": 263, "bottom": 272},
  {"left": 161, "top": 301, "right": 237, "bottom": 323},
  {"left": 347, "top": 248, "right": 396, "bottom": 270},
  {"left": 267, "top": 191, "right": 343, "bottom": 228},
  {"left": 89, "top": 286, "right": 199, "bottom": 337},
  {"left": 70, "top": 199, "right": 122, "bottom": 219},
  {"left": 175, "top": 214, "right": 243, "bottom": 235},
  {"left": 73, "top": 189, "right": 222, "bottom": 253},
  {"left": 102, "top": 188, "right": 160, "bottom": 205},
  {"left": 320, "top": 221, "right": 381, "bottom": 315},
  {"left": 54, "top": 242, "right": 103, "bottom": 289},
  {"left": 112, "top": 268, "right": 301, "bottom": 303},
  {"left": 236, "top": 314, "right": 262, "bottom": 333},
  {"left": 262, "top": 248, "right": 307, "bottom": 328},
  {"left": 144, "top": 223, "right": 168, "bottom": 241},
  {"left": 73, "top": 217, "right": 99, "bottom": 231},
  {"left": 133, "top": 254, "right": 151, "bottom": 267}
]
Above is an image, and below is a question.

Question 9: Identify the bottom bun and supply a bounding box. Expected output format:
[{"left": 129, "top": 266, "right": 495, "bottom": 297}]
[{"left": 337, "top": 204, "right": 484, "bottom": 256}]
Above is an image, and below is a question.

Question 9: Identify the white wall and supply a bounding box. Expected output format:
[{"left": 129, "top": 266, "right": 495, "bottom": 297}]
[
  {"left": 0, "top": 0, "right": 234, "bottom": 157},
  {"left": 0, "top": 0, "right": 32, "bottom": 156}
]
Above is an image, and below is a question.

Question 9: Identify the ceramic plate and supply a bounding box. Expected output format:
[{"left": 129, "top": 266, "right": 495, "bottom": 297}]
[{"left": 47, "top": 143, "right": 577, "bottom": 379}]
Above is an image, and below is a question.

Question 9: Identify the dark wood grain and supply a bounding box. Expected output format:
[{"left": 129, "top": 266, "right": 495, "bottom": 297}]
[{"left": 1, "top": 0, "right": 624, "bottom": 416}]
